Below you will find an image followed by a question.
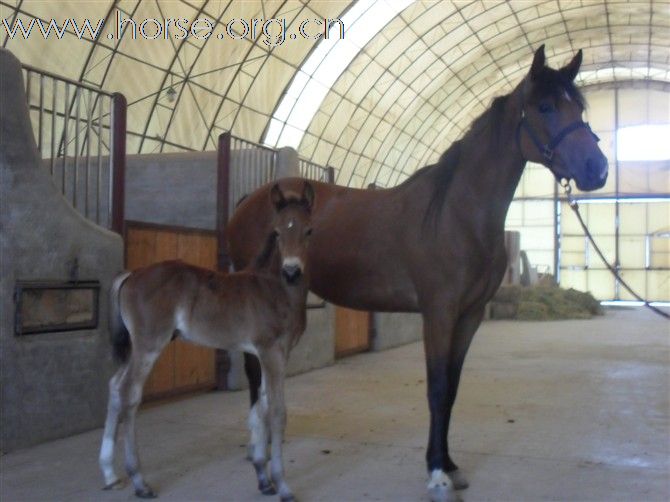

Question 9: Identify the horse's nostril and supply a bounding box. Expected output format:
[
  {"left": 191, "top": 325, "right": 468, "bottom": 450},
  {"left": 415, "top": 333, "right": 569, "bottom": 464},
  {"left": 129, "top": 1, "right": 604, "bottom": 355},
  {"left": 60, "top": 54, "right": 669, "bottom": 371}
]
[{"left": 282, "top": 265, "right": 302, "bottom": 283}]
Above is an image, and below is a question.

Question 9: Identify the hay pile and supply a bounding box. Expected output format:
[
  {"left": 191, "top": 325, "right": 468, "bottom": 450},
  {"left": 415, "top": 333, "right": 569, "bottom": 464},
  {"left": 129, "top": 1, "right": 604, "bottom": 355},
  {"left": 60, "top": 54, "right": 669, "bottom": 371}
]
[{"left": 492, "top": 285, "right": 603, "bottom": 321}]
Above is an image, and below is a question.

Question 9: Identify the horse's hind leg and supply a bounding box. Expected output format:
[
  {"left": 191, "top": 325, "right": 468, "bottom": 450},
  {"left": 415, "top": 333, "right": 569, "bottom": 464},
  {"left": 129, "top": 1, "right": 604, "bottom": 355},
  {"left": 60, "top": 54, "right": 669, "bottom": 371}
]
[
  {"left": 100, "top": 365, "right": 129, "bottom": 490},
  {"left": 122, "top": 349, "right": 161, "bottom": 498},
  {"left": 443, "top": 306, "right": 485, "bottom": 491}
]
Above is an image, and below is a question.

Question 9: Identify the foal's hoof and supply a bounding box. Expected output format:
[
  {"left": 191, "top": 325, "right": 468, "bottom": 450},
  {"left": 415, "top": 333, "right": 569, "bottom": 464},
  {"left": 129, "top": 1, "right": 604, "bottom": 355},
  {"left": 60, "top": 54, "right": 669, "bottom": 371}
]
[
  {"left": 102, "top": 479, "right": 126, "bottom": 491},
  {"left": 448, "top": 469, "right": 469, "bottom": 490},
  {"left": 135, "top": 486, "right": 157, "bottom": 499},
  {"left": 259, "top": 480, "right": 277, "bottom": 496}
]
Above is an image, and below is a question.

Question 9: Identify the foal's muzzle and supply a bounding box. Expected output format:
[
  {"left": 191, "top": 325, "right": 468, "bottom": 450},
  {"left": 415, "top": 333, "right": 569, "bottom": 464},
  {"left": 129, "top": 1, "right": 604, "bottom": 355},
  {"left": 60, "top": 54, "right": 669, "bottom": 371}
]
[{"left": 282, "top": 264, "right": 303, "bottom": 284}]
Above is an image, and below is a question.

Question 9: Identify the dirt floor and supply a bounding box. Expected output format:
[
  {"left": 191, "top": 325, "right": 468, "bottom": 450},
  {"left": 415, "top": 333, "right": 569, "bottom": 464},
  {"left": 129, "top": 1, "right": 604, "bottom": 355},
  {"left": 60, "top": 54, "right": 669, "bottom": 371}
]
[{"left": 2, "top": 307, "right": 668, "bottom": 501}]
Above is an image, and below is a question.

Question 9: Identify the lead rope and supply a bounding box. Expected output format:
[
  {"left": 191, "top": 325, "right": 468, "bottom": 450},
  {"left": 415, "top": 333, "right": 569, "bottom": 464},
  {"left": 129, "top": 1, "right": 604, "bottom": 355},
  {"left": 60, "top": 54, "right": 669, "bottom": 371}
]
[{"left": 561, "top": 180, "right": 669, "bottom": 320}]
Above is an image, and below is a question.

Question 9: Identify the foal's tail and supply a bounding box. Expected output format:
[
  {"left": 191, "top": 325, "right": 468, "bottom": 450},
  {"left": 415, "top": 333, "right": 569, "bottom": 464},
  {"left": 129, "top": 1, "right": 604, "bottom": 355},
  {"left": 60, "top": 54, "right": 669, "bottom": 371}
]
[{"left": 110, "top": 271, "right": 132, "bottom": 364}]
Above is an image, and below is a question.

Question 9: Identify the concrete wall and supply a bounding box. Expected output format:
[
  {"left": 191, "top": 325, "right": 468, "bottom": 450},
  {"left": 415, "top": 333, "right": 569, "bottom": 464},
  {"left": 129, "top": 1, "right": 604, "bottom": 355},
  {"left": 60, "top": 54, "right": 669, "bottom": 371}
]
[
  {"left": 371, "top": 312, "right": 423, "bottom": 351},
  {"left": 0, "top": 49, "right": 124, "bottom": 452},
  {"left": 124, "top": 147, "right": 301, "bottom": 230}
]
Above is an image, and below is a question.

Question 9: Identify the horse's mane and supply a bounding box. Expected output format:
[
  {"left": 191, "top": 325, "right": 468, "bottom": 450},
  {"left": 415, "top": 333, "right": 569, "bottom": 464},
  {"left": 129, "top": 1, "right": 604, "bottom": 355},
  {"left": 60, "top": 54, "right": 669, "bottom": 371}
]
[
  {"left": 412, "top": 65, "right": 586, "bottom": 234},
  {"left": 414, "top": 94, "right": 510, "bottom": 232},
  {"left": 531, "top": 66, "right": 585, "bottom": 109}
]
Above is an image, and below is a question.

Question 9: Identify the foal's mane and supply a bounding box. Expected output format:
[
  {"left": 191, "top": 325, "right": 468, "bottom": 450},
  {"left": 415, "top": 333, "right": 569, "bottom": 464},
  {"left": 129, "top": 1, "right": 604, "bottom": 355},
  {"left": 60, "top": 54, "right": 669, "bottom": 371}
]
[{"left": 252, "top": 230, "right": 278, "bottom": 270}]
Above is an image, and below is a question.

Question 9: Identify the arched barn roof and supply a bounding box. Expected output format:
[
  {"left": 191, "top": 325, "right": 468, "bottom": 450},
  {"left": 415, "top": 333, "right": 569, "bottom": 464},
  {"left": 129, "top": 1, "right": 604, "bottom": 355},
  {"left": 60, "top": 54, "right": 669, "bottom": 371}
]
[{"left": 2, "top": 0, "right": 668, "bottom": 187}]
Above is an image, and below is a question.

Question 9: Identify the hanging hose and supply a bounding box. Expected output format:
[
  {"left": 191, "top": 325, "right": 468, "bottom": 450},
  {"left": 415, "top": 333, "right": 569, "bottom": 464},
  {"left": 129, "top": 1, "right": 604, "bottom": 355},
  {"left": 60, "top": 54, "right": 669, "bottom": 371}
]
[{"left": 561, "top": 180, "right": 669, "bottom": 320}]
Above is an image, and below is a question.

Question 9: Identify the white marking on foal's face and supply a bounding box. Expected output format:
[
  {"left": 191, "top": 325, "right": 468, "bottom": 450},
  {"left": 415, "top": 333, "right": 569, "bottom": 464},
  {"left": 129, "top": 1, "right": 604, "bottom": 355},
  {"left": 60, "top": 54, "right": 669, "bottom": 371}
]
[{"left": 282, "top": 256, "right": 304, "bottom": 270}]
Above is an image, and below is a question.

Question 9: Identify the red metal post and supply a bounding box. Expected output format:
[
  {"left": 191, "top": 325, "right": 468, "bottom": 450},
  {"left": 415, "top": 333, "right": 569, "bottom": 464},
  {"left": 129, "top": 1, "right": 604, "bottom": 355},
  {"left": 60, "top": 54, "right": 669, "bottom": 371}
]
[
  {"left": 216, "top": 132, "right": 231, "bottom": 272},
  {"left": 110, "top": 93, "right": 126, "bottom": 235}
]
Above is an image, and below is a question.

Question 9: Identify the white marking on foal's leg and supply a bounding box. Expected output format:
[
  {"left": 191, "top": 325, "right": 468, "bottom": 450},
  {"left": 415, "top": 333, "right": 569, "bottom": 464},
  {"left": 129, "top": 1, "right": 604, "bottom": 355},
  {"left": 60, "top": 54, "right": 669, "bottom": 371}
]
[
  {"left": 100, "top": 369, "right": 126, "bottom": 489},
  {"left": 427, "top": 469, "right": 459, "bottom": 502},
  {"left": 249, "top": 390, "right": 274, "bottom": 494}
]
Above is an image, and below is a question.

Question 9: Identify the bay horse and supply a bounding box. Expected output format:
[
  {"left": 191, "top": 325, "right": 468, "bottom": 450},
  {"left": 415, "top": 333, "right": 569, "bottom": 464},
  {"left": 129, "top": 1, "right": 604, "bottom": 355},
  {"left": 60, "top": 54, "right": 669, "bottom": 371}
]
[
  {"left": 99, "top": 182, "right": 315, "bottom": 502},
  {"left": 227, "top": 46, "right": 608, "bottom": 502}
]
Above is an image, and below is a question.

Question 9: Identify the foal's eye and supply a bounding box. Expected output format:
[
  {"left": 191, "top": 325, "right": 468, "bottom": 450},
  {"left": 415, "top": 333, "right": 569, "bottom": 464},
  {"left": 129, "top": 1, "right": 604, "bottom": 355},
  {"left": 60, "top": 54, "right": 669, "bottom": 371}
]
[{"left": 538, "top": 102, "right": 555, "bottom": 114}]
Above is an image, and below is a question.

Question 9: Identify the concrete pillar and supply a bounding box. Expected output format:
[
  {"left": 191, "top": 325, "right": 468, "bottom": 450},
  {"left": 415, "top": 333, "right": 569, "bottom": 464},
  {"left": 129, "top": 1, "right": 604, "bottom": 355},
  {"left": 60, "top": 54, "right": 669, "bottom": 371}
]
[{"left": 275, "top": 147, "right": 300, "bottom": 179}]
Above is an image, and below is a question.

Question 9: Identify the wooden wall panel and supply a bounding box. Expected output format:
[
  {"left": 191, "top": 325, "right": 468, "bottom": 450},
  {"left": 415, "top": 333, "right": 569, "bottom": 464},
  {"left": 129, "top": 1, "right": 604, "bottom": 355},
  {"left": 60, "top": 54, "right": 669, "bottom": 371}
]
[
  {"left": 124, "top": 222, "right": 218, "bottom": 401},
  {"left": 335, "top": 307, "right": 370, "bottom": 358}
]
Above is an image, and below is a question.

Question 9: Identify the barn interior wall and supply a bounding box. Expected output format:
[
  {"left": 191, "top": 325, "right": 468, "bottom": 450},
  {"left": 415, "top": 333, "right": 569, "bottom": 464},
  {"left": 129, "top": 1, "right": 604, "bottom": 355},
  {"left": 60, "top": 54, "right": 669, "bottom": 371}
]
[{"left": 0, "top": 49, "right": 124, "bottom": 453}]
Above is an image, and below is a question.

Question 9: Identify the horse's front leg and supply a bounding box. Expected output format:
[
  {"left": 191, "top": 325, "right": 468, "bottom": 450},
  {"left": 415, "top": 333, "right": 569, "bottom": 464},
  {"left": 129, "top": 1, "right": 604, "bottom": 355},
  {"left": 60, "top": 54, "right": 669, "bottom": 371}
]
[
  {"left": 422, "top": 307, "right": 461, "bottom": 502},
  {"left": 260, "top": 344, "right": 294, "bottom": 502},
  {"left": 244, "top": 352, "right": 265, "bottom": 461},
  {"left": 248, "top": 370, "right": 274, "bottom": 496}
]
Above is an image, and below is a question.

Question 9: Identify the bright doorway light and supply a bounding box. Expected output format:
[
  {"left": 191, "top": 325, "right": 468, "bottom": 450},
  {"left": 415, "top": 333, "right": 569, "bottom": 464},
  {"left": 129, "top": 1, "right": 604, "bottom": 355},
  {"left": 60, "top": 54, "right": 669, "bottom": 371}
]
[
  {"left": 265, "top": 0, "right": 414, "bottom": 148},
  {"left": 617, "top": 124, "right": 670, "bottom": 161}
]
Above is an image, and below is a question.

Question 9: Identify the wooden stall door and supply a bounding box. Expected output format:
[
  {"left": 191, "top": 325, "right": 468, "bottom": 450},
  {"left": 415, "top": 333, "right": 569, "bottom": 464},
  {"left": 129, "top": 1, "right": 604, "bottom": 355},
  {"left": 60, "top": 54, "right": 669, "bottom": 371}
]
[
  {"left": 125, "top": 222, "right": 218, "bottom": 400},
  {"left": 335, "top": 307, "right": 370, "bottom": 358}
]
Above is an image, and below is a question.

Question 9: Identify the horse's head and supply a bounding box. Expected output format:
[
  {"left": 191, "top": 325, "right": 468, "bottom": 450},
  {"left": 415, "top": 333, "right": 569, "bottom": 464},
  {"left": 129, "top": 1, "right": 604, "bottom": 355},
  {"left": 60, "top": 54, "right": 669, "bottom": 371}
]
[
  {"left": 270, "top": 181, "right": 315, "bottom": 284},
  {"left": 518, "top": 45, "right": 608, "bottom": 191}
]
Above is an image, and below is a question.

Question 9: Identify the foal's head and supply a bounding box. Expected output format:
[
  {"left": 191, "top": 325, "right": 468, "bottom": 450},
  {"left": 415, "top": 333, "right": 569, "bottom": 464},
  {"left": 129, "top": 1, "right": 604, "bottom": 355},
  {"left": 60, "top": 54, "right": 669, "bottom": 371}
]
[
  {"left": 518, "top": 45, "right": 608, "bottom": 191},
  {"left": 269, "top": 182, "right": 315, "bottom": 285}
]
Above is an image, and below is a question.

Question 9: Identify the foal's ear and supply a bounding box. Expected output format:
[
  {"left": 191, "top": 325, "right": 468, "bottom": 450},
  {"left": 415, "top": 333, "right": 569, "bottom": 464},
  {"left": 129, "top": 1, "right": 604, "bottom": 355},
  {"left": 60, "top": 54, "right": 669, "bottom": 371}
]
[
  {"left": 530, "top": 44, "right": 546, "bottom": 81},
  {"left": 301, "top": 182, "right": 315, "bottom": 211},
  {"left": 560, "top": 49, "right": 582, "bottom": 82},
  {"left": 270, "top": 183, "right": 286, "bottom": 211}
]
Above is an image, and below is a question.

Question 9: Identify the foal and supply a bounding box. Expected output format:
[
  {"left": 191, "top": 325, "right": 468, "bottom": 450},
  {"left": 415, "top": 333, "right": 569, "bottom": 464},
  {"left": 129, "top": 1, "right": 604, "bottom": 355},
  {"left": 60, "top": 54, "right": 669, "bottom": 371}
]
[{"left": 99, "top": 182, "right": 315, "bottom": 502}]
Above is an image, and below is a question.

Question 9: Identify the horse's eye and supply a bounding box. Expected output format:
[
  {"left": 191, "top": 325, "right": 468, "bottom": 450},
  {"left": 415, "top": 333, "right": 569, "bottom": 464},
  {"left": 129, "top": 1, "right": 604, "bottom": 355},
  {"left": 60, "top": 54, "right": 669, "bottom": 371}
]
[
  {"left": 305, "top": 228, "right": 313, "bottom": 237},
  {"left": 538, "top": 102, "right": 555, "bottom": 114}
]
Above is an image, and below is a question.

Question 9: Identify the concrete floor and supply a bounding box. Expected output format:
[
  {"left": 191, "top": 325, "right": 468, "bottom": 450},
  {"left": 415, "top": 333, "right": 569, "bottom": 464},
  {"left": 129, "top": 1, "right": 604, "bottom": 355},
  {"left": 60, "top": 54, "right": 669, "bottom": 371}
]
[{"left": 2, "top": 308, "right": 669, "bottom": 502}]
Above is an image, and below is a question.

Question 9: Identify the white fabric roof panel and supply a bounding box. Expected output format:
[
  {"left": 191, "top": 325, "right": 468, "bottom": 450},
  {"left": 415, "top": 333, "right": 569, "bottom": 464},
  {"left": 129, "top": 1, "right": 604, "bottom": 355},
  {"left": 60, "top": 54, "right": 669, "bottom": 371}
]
[{"left": 2, "top": 0, "right": 668, "bottom": 186}]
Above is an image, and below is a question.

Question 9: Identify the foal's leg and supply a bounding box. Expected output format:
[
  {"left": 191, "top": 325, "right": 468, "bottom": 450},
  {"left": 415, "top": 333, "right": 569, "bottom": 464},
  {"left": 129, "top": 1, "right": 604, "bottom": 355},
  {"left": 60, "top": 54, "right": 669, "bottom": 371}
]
[
  {"left": 260, "top": 346, "right": 294, "bottom": 502},
  {"left": 244, "top": 352, "right": 265, "bottom": 461},
  {"left": 100, "top": 364, "right": 130, "bottom": 490},
  {"left": 122, "top": 349, "right": 162, "bottom": 498},
  {"left": 248, "top": 373, "right": 274, "bottom": 495}
]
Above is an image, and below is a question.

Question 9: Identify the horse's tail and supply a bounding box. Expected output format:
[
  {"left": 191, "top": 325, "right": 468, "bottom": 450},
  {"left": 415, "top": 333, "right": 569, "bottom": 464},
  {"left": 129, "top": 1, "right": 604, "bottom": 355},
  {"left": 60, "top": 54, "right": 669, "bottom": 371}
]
[{"left": 110, "top": 271, "right": 132, "bottom": 364}]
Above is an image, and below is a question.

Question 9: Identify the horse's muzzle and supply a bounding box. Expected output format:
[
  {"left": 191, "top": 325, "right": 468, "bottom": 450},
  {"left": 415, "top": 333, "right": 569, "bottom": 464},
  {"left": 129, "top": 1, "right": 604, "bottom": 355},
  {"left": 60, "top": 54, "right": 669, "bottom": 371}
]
[
  {"left": 282, "top": 264, "right": 303, "bottom": 284},
  {"left": 575, "top": 154, "right": 608, "bottom": 191}
]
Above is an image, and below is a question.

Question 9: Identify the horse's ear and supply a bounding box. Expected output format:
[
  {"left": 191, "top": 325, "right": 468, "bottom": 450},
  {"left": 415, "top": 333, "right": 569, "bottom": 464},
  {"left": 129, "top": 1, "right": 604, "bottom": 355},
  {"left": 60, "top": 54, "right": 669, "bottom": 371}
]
[
  {"left": 560, "top": 49, "right": 582, "bottom": 82},
  {"left": 270, "top": 183, "right": 285, "bottom": 211},
  {"left": 301, "top": 182, "right": 315, "bottom": 211},
  {"left": 530, "top": 44, "right": 545, "bottom": 81}
]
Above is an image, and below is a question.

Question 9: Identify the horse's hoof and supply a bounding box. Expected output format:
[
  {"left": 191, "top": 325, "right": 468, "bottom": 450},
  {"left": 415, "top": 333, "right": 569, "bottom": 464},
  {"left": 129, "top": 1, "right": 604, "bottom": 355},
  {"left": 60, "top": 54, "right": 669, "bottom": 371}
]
[
  {"left": 135, "top": 486, "right": 157, "bottom": 499},
  {"left": 102, "top": 479, "right": 125, "bottom": 491},
  {"left": 428, "top": 485, "right": 460, "bottom": 502},
  {"left": 428, "top": 470, "right": 460, "bottom": 502},
  {"left": 280, "top": 495, "right": 296, "bottom": 502},
  {"left": 448, "top": 469, "right": 469, "bottom": 490},
  {"left": 259, "top": 481, "right": 277, "bottom": 496}
]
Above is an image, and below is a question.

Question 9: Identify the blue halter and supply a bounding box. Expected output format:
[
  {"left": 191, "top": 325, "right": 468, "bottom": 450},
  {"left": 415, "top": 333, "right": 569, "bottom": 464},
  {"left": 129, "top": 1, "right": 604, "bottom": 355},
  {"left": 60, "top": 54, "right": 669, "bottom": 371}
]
[{"left": 516, "top": 110, "right": 600, "bottom": 164}]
